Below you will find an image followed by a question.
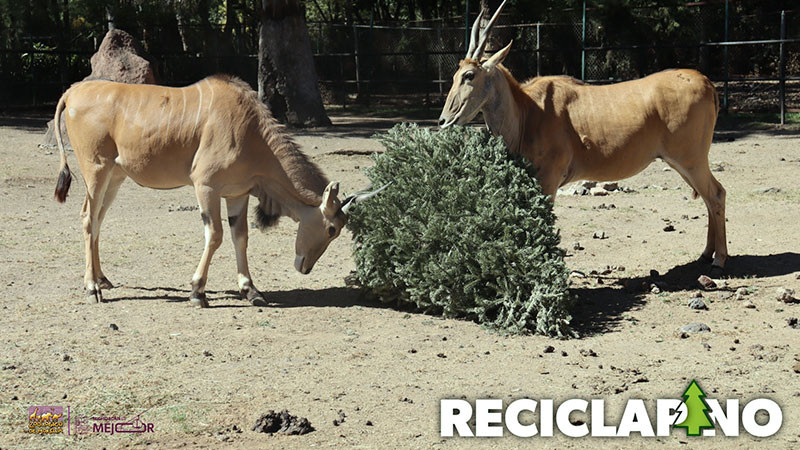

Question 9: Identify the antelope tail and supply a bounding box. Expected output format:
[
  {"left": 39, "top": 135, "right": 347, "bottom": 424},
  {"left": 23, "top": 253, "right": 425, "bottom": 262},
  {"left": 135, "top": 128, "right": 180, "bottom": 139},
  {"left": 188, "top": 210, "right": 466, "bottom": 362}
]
[{"left": 53, "top": 93, "right": 72, "bottom": 203}]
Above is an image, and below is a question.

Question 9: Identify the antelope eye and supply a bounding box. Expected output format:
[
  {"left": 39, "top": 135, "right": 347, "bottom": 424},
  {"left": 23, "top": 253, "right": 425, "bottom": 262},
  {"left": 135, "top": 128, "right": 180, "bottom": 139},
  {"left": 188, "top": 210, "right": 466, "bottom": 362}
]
[
  {"left": 328, "top": 226, "right": 337, "bottom": 237},
  {"left": 463, "top": 71, "right": 475, "bottom": 81}
]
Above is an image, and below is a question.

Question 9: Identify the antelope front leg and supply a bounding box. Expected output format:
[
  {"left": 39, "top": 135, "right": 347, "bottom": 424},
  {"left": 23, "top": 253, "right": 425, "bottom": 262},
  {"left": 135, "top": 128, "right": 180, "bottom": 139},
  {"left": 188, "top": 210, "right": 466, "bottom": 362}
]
[
  {"left": 538, "top": 171, "right": 562, "bottom": 203},
  {"left": 226, "top": 196, "right": 267, "bottom": 306},
  {"left": 190, "top": 186, "right": 223, "bottom": 308}
]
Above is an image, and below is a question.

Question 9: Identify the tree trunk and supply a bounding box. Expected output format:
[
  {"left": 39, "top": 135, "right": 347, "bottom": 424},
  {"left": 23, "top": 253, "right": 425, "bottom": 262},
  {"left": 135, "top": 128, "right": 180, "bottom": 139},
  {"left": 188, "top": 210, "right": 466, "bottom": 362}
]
[
  {"left": 58, "top": 0, "right": 69, "bottom": 91},
  {"left": 197, "top": 0, "right": 219, "bottom": 72},
  {"left": 258, "top": 0, "right": 330, "bottom": 127},
  {"left": 105, "top": 2, "right": 116, "bottom": 31},
  {"left": 174, "top": 5, "right": 190, "bottom": 52},
  {"left": 479, "top": 0, "right": 504, "bottom": 53}
]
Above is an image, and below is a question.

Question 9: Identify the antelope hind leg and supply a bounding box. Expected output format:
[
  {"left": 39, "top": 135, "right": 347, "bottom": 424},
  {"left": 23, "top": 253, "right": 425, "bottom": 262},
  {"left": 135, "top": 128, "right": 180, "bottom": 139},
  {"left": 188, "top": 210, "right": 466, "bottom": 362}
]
[
  {"left": 668, "top": 158, "right": 728, "bottom": 271},
  {"left": 664, "top": 157, "right": 721, "bottom": 268},
  {"left": 79, "top": 164, "right": 117, "bottom": 303},
  {"left": 93, "top": 168, "right": 126, "bottom": 290},
  {"left": 691, "top": 169, "right": 727, "bottom": 271}
]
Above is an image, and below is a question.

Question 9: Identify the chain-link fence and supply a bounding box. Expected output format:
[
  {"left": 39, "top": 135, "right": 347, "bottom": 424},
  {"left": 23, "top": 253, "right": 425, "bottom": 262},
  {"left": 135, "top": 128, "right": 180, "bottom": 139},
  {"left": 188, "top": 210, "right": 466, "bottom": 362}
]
[{"left": 2, "top": 3, "right": 799, "bottom": 121}]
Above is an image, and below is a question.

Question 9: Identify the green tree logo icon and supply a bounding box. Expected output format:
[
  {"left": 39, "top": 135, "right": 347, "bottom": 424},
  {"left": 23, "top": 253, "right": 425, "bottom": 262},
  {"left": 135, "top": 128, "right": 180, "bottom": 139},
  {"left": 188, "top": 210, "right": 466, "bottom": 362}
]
[{"left": 675, "top": 379, "right": 715, "bottom": 436}]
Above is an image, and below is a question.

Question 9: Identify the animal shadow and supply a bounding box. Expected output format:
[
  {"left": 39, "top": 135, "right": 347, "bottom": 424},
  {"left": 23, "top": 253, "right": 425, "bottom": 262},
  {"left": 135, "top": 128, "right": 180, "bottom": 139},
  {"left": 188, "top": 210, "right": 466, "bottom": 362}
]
[
  {"left": 105, "top": 285, "right": 240, "bottom": 304},
  {"left": 569, "top": 285, "right": 647, "bottom": 337},
  {"left": 105, "top": 285, "right": 390, "bottom": 311},
  {"left": 620, "top": 252, "right": 800, "bottom": 292},
  {"left": 267, "top": 287, "right": 390, "bottom": 310},
  {"left": 570, "top": 252, "right": 800, "bottom": 336}
]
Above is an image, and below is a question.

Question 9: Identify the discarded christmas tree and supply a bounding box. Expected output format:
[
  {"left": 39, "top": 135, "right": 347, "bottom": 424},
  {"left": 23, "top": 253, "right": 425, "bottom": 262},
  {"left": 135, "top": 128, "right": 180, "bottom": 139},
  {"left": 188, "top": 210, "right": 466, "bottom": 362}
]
[
  {"left": 675, "top": 380, "right": 715, "bottom": 436},
  {"left": 346, "top": 124, "right": 574, "bottom": 336}
]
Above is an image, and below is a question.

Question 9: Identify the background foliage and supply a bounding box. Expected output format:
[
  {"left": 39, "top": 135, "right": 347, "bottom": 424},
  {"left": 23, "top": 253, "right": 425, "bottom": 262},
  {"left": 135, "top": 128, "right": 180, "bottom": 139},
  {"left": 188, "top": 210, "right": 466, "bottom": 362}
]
[
  {"left": 347, "top": 124, "right": 574, "bottom": 336},
  {"left": 1, "top": 1, "right": 798, "bottom": 113}
]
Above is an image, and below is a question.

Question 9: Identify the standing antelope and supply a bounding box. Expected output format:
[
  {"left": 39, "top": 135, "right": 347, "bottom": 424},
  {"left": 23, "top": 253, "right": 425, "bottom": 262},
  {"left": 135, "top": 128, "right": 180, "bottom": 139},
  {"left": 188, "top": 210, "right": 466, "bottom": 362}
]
[
  {"left": 439, "top": 1, "right": 727, "bottom": 271},
  {"left": 53, "top": 75, "right": 384, "bottom": 307}
]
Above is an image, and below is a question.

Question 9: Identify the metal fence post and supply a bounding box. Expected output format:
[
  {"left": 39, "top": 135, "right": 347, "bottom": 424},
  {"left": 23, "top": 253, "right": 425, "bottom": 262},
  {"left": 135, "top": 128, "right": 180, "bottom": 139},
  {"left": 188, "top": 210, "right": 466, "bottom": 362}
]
[
  {"left": 465, "top": 0, "right": 470, "bottom": 53},
  {"left": 317, "top": 22, "right": 321, "bottom": 54},
  {"left": 581, "top": 0, "right": 586, "bottom": 81},
  {"left": 30, "top": 37, "right": 37, "bottom": 106},
  {"left": 536, "top": 22, "right": 541, "bottom": 76},
  {"left": 723, "top": 0, "right": 729, "bottom": 112},
  {"left": 780, "top": 10, "right": 786, "bottom": 126},
  {"left": 368, "top": 9, "right": 374, "bottom": 102},
  {"left": 59, "top": 0, "right": 69, "bottom": 94},
  {"left": 437, "top": 20, "right": 443, "bottom": 96},
  {"left": 353, "top": 22, "right": 360, "bottom": 95}
]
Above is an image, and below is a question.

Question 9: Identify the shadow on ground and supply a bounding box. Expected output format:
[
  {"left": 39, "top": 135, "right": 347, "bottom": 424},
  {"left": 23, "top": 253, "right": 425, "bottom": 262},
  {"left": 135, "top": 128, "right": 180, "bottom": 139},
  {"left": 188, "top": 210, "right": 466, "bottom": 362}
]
[
  {"left": 106, "top": 285, "right": 240, "bottom": 304},
  {"left": 101, "top": 253, "right": 798, "bottom": 336},
  {"left": 618, "top": 252, "right": 800, "bottom": 292},
  {"left": 0, "top": 115, "right": 49, "bottom": 132},
  {"left": 106, "top": 285, "right": 387, "bottom": 310},
  {"left": 296, "top": 111, "right": 440, "bottom": 139},
  {"left": 571, "top": 252, "right": 800, "bottom": 336},
  {"left": 714, "top": 114, "right": 800, "bottom": 140},
  {"left": 267, "top": 286, "right": 392, "bottom": 310},
  {"left": 570, "top": 286, "right": 646, "bottom": 337}
]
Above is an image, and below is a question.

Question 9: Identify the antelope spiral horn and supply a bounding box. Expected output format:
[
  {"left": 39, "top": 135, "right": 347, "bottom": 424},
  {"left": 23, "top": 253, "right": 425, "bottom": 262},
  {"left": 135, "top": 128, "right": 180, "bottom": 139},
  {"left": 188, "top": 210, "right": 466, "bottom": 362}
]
[
  {"left": 474, "top": 0, "right": 508, "bottom": 60},
  {"left": 467, "top": 7, "right": 486, "bottom": 58}
]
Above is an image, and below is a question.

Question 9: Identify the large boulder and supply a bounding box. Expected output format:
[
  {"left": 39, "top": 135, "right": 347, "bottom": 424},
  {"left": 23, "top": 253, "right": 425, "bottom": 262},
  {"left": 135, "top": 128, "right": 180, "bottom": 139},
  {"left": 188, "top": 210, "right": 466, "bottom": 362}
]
[
  {"left": 43, "top": 29, "right": 158, "bottom": 149},
  {"left": 86, "top": 29, "right": 158, "bottom": 84}
]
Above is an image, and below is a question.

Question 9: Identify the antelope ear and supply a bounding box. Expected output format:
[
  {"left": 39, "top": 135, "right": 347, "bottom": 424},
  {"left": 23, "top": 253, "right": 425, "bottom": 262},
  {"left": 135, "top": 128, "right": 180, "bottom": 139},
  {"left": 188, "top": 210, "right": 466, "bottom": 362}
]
[
  {"left": 321, "top": 181, "right": 340, "bottom": 217},
  {"left": 482, "top": 40, "right": 513, "bottom": 71}
]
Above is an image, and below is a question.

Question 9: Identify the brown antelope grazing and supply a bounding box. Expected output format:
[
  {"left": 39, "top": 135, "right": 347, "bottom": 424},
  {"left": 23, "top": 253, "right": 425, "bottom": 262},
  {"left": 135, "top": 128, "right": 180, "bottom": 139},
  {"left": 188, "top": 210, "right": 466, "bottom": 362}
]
[
  {"left": 53, "top": 75, "right": 384, "bottom": 307},
  {"left": 439, "top": 1, "right": 727, "bottom": 271}
]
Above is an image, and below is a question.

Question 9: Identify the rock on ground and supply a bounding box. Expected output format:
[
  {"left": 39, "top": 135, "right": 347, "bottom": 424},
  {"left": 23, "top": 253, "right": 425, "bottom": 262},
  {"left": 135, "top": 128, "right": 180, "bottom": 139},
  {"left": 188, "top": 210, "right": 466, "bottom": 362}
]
[
  {"left": 559, "top": 180, "right": 630, "bottom": 196},
  {"left": 697, "top": 275, "right": 717, "bottom": 290},
  {"left": 688, "top": 298, "right": 708, "bottom": 310},
  {"left": 735, "top": 287, "right": 748, "bottom": 301},
  {"left": 776, "top": 287, "right": 796, "bottom": 303},
  {"left": 589, "top": 186, "right": 608, "bottom": 196},
  {"left": 677, "top": 323, "right": 711, "bottom": 338}
]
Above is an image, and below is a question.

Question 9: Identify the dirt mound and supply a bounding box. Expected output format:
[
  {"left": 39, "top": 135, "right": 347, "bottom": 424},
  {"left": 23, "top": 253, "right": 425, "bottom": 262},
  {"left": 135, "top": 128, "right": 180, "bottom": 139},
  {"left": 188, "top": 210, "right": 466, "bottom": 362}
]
[
  {"left": 42, "top": 29, "right": 158, "bottom": 149},
  {"left": 252, "top": 410, "right": 314, "bottom": 435}
]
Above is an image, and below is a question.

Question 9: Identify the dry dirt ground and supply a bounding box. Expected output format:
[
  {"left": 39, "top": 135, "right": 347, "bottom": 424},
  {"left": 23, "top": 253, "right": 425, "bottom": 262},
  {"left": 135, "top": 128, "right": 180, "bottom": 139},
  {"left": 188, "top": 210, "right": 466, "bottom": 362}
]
[{"left": 0, "top": 113, "right": 799, "bottom": 449}]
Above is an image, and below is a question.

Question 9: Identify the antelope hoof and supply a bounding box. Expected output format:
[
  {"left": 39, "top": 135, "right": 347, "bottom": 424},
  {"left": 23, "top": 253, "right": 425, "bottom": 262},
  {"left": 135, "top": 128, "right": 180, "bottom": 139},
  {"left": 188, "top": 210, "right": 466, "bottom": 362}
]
[
  {"left": 190, "top": 293, "right": 209, "bottom": 308},
  {"left": 245, "top": 288, "right": 268, "bottom": 307},
  {"left": 710, "top": 265, "right": 725, "bottom": 278},
  {"left": 86, "top": 288, "right": 104, "bottom": 303},
  {"left": 98, "top": 277, "right": 114, "bottom": 290},
  {"left": 697, "top": 254, "right": 713, "bottom": 264}
]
